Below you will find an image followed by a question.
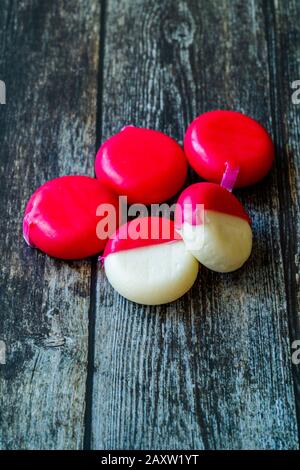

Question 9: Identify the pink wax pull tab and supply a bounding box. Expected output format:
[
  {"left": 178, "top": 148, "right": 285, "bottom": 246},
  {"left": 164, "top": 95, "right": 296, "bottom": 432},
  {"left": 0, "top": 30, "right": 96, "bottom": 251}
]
[
  {"left": 98, "top": 255, "right": 105, "bottom": 267},
  {"left": 23, "top": 213, "right": 36, "bottom": 248},
  {"left": 121, "top": 125, "right": 135, "bottom": 132},
  {"left": 220, "top": 162, "right": 240, "bottom": 192}
]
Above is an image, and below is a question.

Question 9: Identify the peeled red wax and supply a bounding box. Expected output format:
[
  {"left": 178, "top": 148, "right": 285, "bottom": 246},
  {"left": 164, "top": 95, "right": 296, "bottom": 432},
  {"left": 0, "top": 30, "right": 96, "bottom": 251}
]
[
  {"left": 103, "top": 217, "right": 199, "bottom": 305},
  {"left": 95, "top": 126, "right": 188, "bottom": 204},
  {"left": 184, "top": 110, "right": 274, "bottom": 187},
  {"left": 23, "top": 175, "right": 119, "bottom": 259},
  {"left": 175, "top": 183, "right": 252, "bottom": 273}
]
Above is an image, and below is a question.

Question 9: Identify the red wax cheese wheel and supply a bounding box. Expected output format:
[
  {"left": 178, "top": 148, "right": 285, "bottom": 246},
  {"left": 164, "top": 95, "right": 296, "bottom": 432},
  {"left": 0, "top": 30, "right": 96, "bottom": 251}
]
[
  {"left": 184, "top": 110, "right": 274, "bottom": 187},
  {"left": 95, "top": 126, "right": 188, "bottom": 204},
  {"left": 23, "top": 175, "right": 119, "bottom": 259},
  {"left": 175, "top": 183, "right": 252, "bottom": 273},
  {"left": 103, "top": 217, "right": 199, "bottom": 305}
]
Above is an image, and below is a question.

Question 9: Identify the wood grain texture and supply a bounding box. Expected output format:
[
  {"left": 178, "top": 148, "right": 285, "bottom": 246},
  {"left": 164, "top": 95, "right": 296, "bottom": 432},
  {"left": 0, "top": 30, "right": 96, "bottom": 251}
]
[
  {"left": 265, "top": 0, "right": 300, "bottom": 439},
  {"left": 0, "top": 0, "right": 100, "bottom": 449},
  {"left": 91, "top": 0, "right": 299, "bottom": 450}
]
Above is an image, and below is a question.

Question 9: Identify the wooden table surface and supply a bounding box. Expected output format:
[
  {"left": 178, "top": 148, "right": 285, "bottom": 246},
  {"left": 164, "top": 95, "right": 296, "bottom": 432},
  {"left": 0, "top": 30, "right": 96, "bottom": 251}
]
[{"left": 0, "top": 0, "right": 299, "bottom": 450}]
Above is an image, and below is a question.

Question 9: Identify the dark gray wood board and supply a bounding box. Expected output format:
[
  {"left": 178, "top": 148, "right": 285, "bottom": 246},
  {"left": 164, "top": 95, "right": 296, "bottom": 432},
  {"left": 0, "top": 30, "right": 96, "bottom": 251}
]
[
  {"left": 0, "top": 0, "right": 299, "bottom": 451},
  {"left": 265, "top": 0, "right": 300, "bottom": 438},
  {"left": 0, "top": 0, "right": 101, "bottom": 449},
  {"left": 91, "top": 0, "right": 299, "bottom": 450}
]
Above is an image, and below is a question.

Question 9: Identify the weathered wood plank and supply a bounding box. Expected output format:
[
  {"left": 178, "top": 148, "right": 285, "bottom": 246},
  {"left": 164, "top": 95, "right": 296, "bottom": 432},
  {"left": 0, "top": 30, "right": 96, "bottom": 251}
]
[
  {"left": 91, "top": 0, "right": 299, "bottom": 449},
  {"left": 0, "top": 0, "right": 100, "bottom": 449},
  {"left": 265, "top": 0, "right": 300, "bottom": 440}
]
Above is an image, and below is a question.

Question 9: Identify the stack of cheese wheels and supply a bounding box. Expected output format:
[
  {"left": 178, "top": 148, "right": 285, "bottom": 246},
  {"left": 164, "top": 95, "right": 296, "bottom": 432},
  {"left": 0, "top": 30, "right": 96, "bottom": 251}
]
[
  {"left": 23, "top": 111, "right": 275, "bottom": 305},
  {"left": 103, "top": 217, "right": 199, "bottom": 305},
  {"left": 175, "top": 183, "right": 252, "bottom": 273}
]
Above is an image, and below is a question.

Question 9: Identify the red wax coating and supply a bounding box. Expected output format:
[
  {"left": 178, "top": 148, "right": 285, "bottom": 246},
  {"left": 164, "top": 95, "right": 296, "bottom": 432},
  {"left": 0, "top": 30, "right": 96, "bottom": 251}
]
[
  {"left": 103, "top": 216, "right": 181, "bottom": 258},
  {"left": 95, "top": 126, "right": 188, "bottom": 204},
  {"left": 184, "top": 110, "right": 274, "bottom": 187},
  {"left": 175, "top": 182, "right": 251, "bottom": 228},
  {"left": 23, "top": 175, "right": 119, "bottom": 259}
]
